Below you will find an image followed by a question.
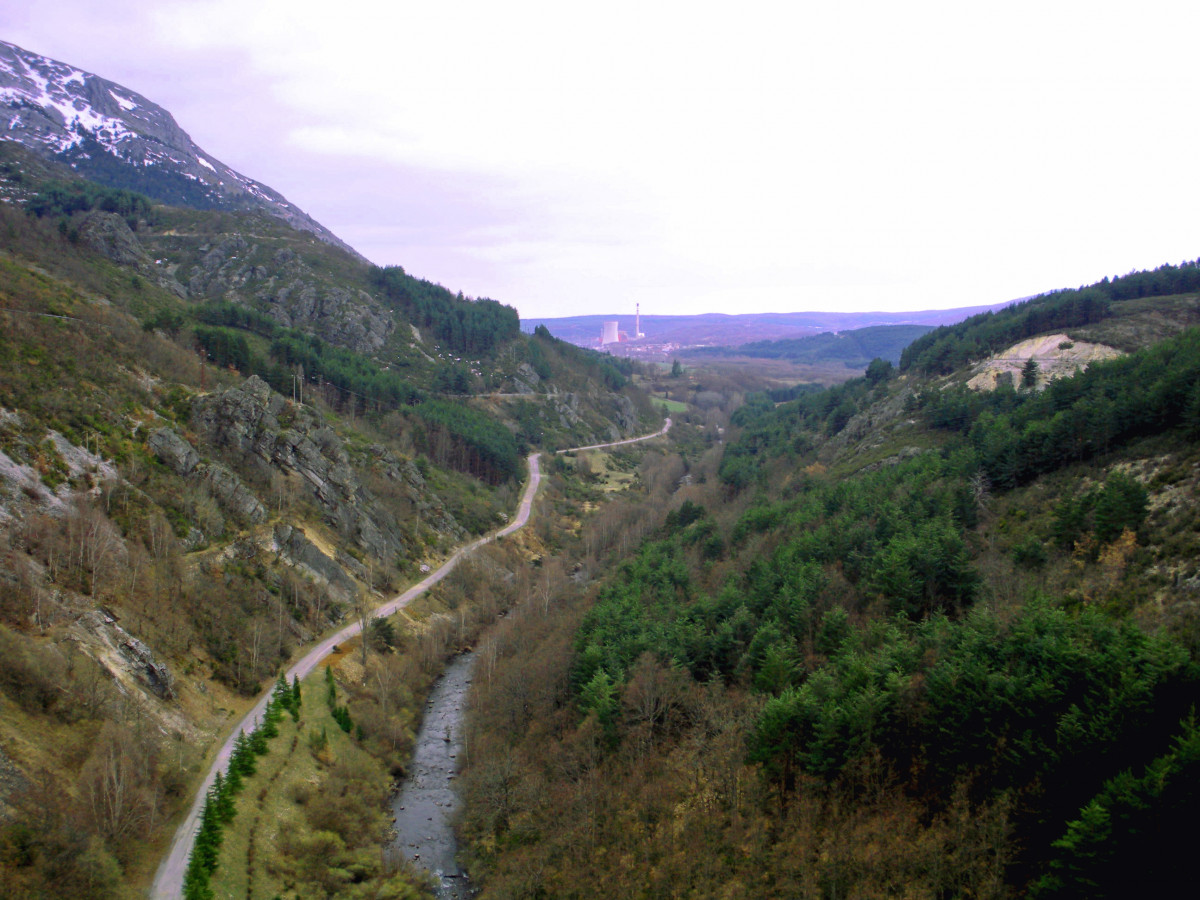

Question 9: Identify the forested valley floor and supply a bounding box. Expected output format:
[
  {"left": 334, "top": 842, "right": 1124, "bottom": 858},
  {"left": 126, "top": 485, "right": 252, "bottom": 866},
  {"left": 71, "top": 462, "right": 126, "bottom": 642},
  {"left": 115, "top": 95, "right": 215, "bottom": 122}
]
[
  {"left": 456, "top": 293, "right": 1200, "bottom": 899},
  {"left": 3, "top": 162, "right": 1200, "bottom": 900}
]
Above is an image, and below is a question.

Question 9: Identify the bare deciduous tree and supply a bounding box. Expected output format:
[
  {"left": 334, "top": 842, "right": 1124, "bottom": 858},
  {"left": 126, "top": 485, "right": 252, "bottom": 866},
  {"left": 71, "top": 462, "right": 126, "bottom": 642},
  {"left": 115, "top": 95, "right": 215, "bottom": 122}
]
[{"left": 79, "top": 722, "right": 160, "bottom": 849}]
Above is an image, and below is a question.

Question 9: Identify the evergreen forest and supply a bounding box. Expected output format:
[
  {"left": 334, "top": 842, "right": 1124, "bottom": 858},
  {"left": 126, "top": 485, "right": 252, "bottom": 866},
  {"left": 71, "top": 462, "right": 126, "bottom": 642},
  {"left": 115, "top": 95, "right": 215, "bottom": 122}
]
[
  {"left": 3, "top": 115, "right": 1200, "bottom": 900},
  {"left": 455, "top": 269, "right": 1200, "bottom": 898}
]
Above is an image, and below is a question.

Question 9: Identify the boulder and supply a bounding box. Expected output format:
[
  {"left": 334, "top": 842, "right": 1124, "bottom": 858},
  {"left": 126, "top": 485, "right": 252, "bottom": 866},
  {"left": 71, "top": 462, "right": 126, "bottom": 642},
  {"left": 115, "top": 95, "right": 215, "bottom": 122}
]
[
  {"left": 148, "top": 427, "right": 200, "bottom": 476},
  {"left": 78, "top": 211, "right": 151, "bottom": 268}
]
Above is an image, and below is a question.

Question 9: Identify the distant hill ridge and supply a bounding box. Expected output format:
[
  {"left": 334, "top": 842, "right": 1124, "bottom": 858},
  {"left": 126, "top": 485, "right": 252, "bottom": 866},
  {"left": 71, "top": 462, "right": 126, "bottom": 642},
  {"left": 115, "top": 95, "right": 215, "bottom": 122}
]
[
  {"left": 901, "top": 259, "right": 1200, "bottom": 374},
  {"left": 693, "top": 323, "right": 936, "bottom": 367},
  {"left": 524, "top": 304, "right": 1009, "bottom": 350}
]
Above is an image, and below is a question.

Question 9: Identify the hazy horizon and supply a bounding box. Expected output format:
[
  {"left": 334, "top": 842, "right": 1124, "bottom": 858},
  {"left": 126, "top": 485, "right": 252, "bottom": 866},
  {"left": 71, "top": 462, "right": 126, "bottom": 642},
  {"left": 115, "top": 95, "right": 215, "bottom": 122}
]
[
  {"left": 5, "top": 2, "right": 1199, "bottom": 320},
  {"left": 519, "top": 300, "right": 1011, "bottom": 322}
]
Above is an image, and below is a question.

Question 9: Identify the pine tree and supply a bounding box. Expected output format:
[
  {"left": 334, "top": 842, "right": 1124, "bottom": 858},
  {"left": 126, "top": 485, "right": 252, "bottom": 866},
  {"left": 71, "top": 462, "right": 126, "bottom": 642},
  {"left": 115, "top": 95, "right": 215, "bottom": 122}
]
[
  {"left": 1021, "top": 357, "right": 1040, "bottom": 389},
  {"left": 229, "top": 731, "right": 257, "bottom": 778},
  {"left": 210, "top": 771, "right": 236, "bottom": 824},
  {"left": 290, "top": 674, "right": 302, "bottom": 721}
]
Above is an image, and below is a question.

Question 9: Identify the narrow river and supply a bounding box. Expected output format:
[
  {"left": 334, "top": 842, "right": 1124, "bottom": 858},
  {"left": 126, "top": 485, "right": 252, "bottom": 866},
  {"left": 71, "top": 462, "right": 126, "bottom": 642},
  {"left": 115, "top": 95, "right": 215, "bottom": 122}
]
[
  {"left": 390, "top": 652, "right": 477, "bottom": 898},
  {"left": 157, "top": 428, "right": 667, "bottom": 897}
]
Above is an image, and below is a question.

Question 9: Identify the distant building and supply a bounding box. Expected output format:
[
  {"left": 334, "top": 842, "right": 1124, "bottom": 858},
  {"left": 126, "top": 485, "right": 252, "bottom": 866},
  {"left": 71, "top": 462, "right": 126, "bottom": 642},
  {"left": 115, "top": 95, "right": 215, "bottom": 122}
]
[{"left": 601, "top": 320, "right": 620, "bottom": 344}]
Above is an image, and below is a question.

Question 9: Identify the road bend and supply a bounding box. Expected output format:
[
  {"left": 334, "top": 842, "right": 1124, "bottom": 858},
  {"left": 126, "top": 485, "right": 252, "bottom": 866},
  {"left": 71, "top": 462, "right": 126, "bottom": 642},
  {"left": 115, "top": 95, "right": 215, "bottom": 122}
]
[
  {"left": 556, "top": 416, "right": 671, "bottom": 454},
  {"left": 152, "top": 419, "right": 667, "bottom": 898}
]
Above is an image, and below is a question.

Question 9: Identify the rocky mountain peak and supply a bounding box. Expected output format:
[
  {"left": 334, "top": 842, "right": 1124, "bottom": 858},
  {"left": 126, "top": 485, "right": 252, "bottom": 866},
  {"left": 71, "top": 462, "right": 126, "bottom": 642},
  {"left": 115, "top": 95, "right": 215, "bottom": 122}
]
[{"left": 0, "top": 39, "right": 363, "bottom": 259}]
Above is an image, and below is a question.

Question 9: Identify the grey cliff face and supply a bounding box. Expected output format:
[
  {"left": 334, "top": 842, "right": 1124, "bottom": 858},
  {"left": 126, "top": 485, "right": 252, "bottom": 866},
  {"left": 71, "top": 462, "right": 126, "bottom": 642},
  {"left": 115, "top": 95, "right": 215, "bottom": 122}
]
[
  {"left": 272, "top": 523, "right": 358, "bottom": 602},
  {"left": 148, "top": 426, "right": 267, "bottom": 525},
  {"left": 185, "top": 240, "right": 394, "bottom": 355},
  {"left": 0, "top": 39, "right": 362, "bottom": 259},
  {"left": 192, "top": 376, "right": 462, "bottom": 561}
]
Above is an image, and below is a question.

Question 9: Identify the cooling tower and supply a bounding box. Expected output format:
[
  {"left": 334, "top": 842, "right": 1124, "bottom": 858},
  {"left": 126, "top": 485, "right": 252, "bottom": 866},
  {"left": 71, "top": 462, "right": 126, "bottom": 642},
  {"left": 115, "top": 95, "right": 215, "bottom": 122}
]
[{"left": 601, "top": 320, "right": 620, "bottom": 344}]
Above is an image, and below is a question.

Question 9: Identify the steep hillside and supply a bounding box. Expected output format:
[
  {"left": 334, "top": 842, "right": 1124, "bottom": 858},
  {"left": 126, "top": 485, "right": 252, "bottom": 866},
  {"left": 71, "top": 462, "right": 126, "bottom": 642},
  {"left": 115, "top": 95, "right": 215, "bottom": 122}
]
[
  {"left": 455, "top": 279, "right": 1200, "bottom": 898},
  {"left": 0, "top": 139, "right": 652, "bottom": 896},
  {"left": 0, "top": 141, "right": 653, "bottom": 451},
  {"left": 900, "top": 261, "right": 1200, "bottom": 375}
]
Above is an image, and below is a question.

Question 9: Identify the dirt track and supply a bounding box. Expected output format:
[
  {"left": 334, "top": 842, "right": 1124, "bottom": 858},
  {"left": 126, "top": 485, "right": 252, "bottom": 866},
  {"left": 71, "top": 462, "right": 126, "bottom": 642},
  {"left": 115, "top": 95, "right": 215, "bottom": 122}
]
[{"left": 151, "top": 419, "right": 670, "bottom": 898}]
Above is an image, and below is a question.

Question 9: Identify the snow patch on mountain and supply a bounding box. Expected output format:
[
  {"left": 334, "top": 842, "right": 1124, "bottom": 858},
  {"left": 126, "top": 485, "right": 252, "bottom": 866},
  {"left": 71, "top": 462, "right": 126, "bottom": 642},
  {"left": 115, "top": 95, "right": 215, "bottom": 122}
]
[
  {"left": 0, "top": 39, "right": 365, "bottom": 261},
  {"left": 108, "top": 89, "right": 137, "bottom": 112}
]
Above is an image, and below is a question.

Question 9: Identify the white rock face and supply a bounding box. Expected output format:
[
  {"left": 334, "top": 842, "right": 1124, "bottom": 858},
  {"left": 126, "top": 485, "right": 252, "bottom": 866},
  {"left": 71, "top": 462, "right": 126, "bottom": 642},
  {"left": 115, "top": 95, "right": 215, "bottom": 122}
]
[{"left": 966, "top": 333, "right": 1124, "bottom": 391}]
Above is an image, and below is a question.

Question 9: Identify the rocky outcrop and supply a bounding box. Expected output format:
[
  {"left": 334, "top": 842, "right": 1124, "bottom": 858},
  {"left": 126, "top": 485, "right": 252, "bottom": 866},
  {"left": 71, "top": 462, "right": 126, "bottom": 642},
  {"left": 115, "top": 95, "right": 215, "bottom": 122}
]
[
  {"left": 273, "top": 523, "right": 357, "bottom": 602},
  {"left": 148, "top": 426, "right": 265, "bottom": 524},
  {"left": 74, "top": 609, "right": 174, "bottom": 699},
  {"left": 551, "top": 392, "right": 584, "bottom": 430},
  {"left": 184, "top": 240, "right": 394, "bottom": 354},
  {"left": 510, "top": 362, "right": 542, "bottom": 395},
  {"left": 186, "top": 236, "right": 255, "bottom": 296},
  {"left": 198, "top": 462, "right": 266, "bottom": 524},
  {"left": 75, "top": 215, "right": 189, "bottom": 300},
  {"left": 149, "top": 427, "right": 200, "bottom": 476},
  {"left": 78, "top": 211, "right": 152, "bottom": 268},
  {"left": 193, "top": 376, "right": 457, "bottom": 561},
  {"left": 119, "top": 634, "right": 175, "bottom": 699},
  {"left": 366, "top": 444, "right": 464, "bottom": 540},
  {"left": 607, "top": 394, "right": 639, "bottom": 436},
  {"left": 268, "top": 282, "right": 392, "bottom": 354}
]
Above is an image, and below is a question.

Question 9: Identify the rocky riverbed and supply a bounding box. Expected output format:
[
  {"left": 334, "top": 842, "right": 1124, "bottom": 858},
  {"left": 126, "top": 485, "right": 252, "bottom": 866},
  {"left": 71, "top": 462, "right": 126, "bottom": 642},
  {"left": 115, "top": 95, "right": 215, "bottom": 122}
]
[{"left": 390, "top": 653, "right": 476, "bottom": 899}]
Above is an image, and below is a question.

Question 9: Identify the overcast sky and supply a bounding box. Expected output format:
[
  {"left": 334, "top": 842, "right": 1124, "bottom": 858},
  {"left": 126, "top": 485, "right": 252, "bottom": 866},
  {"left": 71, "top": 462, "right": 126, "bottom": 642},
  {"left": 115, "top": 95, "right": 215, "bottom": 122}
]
[{"left": 5, "top": 1, "right": 1199, "bottom": 319}]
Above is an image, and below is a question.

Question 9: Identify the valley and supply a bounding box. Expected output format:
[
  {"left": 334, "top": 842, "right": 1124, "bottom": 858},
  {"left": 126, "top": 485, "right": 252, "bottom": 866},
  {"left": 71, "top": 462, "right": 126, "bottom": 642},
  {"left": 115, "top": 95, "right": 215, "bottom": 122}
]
[
  {"left": 0, "top": 133, "right": 660, "bottom": 898},
  {"left": 0, "top": 35, "right": 1199, "bottom": 900},
  {"left": 154, "top": 420, "right": 669, "bottom": 899}
]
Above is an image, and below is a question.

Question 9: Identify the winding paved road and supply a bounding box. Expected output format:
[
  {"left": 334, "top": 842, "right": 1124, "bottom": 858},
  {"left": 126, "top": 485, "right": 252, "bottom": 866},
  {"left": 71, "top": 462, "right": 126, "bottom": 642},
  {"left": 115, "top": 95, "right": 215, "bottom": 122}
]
[{"left": 151, "top": 419, "right": 668, "bottom": 898}]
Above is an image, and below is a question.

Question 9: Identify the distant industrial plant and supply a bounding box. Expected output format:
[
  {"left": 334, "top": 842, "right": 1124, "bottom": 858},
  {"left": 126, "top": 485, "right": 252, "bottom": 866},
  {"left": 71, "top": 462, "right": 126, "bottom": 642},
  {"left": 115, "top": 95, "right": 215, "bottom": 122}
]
[{"left": 600, "top": 304, "right": 646, "bottom": 345}]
